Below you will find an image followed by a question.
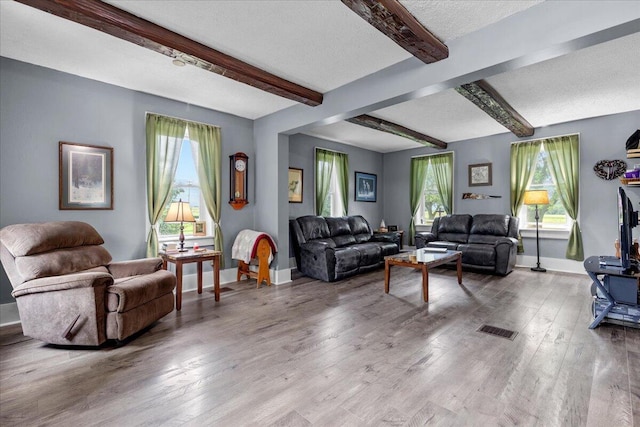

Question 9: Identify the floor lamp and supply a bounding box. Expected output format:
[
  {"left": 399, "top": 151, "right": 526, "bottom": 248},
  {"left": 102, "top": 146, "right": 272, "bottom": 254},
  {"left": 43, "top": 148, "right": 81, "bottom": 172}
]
[
  {"left": 523, "top": 190, "right": 549, "bottom": 272},
  {"left": 164, "top": 199, "right": 196, "bottom": 252}
]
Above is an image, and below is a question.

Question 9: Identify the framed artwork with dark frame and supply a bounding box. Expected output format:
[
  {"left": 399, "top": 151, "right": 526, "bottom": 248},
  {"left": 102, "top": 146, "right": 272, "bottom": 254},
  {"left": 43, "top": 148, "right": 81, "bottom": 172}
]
[
  {"left": 288, "top": 167, "right": 303, "bottom": 203},
  {"left": 468, "top": 163, "right": 492, "bottom": 187},
  {"left": 355, "top": 171, "right": 377, "bottom": 202},
  {"left": 59, "top": 141, "right": 113, "bottom": 210}
]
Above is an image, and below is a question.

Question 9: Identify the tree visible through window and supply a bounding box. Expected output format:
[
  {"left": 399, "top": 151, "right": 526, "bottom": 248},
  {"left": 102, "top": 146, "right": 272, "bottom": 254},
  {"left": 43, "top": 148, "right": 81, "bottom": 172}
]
[
  {"left": 520, "top": 145, "right": 570, "bottom": 229},
  {"left": 159, "top": 136, "right": 207, "bottom": 237}
]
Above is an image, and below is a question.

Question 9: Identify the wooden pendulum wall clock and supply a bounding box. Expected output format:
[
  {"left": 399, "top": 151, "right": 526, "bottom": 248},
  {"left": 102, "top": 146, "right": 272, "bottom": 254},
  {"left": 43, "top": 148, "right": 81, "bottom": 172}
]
[{"left": 229, "top": 152, "right": 249, "bottom": 210}]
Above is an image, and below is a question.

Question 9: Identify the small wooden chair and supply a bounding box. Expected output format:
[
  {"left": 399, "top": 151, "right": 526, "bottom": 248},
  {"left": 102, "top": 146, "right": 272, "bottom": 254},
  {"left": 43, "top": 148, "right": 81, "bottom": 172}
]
[
  {"left": 232, "top": 231, "right": 277, "bottom": 288},
  {"left": 237, "top": 237, "right": 273, "bottom": 288}
]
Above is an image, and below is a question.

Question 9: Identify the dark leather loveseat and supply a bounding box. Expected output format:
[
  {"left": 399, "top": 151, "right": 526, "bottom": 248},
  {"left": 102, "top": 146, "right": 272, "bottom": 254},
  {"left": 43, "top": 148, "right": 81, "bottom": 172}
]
[
  {"left": 415, "top": 214, "right": 519, "bottom": 275},
  {"left": 290, "top": 215, "right": 400, "bottom": 282}
]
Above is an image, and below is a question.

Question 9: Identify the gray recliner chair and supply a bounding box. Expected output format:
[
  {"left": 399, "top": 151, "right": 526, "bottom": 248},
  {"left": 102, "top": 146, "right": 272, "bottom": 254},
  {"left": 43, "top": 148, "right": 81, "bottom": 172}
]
[{"left": 0, "top": 221, "right": 176, "bottom": 346}]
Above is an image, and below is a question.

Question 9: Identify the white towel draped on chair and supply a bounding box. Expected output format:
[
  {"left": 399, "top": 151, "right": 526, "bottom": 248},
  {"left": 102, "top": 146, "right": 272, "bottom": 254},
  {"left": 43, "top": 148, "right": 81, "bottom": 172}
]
[{"left": 231, "top": 229, "right": 277, "bottom": 264}]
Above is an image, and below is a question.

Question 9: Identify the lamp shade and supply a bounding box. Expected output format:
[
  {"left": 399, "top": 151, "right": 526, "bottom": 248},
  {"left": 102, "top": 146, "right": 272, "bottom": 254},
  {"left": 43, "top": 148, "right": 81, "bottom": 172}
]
[
  {"left": 164, "top": 199, "right": 196, "bottom": 223},
  {"left": 523, "top": 190, "right": 549, "bottom": 205}
]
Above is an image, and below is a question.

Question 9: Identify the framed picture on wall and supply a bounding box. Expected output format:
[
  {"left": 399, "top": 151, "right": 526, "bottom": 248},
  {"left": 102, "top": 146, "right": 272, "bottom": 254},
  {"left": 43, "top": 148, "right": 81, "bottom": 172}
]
[
  {"left": 468, "top": 163, "right": 492, "bottom": 187},
  {"left": 59, "top": 141, "right": 113, "bottom": 210},
  {"left": 288, "top": 167, "right": 303, "bottom": 203},
  {"left": 194, "top": 221, "right": 206, "bottom": 236},
  {"left": 355, "top": 171, "right": 377, "bottom": 202}
]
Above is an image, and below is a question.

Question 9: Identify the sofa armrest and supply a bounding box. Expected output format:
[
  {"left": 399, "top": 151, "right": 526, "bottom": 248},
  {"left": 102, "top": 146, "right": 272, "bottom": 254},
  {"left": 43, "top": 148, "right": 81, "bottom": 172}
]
[
  {"left": 108, "top": 257, "right": 163, "bottom": 279},
  {"left": 11, "top": 272, "right": 113, "bottom": 298},
  {"left": 371, "top": 232, "right": 400, "bottom": 246},
  {"left": 494, "top": 237, "right": 518, "bottom": 247},
  {"left": 415, "top": 232, "right": 437, "bottom": 249},
  {"left": 494, "top": 237, "right": 518, "bottom": 276},
  {"left": 299, "top": 241, "right": 336, "bottom": 282}
]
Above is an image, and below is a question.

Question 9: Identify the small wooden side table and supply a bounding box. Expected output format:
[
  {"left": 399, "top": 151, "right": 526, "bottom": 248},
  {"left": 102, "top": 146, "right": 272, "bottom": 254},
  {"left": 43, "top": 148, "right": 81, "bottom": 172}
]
[{"left": 159, "top": 249, "right": 222, "bottom": 311}]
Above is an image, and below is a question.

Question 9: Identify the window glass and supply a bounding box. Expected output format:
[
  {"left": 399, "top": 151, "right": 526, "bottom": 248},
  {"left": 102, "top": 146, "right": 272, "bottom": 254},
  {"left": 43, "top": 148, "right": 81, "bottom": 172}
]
[
  {"left": 519, "top": 146, "right": 570, "bottom": 229},
  {"left": 159, "top": 138, "right": 207, "bottom": 237},
  {"left": 320, "top": 162, "right": 344, "bottom": 217},
  {"left": 415, "top": 153, "right": 453, "bottom": 226}
]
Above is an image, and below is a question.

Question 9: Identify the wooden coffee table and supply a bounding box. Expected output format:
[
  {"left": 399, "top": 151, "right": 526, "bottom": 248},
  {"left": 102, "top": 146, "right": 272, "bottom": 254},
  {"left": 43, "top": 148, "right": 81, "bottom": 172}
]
[{"left": 384, "top": 249, "right": 462, "bottom": 302}]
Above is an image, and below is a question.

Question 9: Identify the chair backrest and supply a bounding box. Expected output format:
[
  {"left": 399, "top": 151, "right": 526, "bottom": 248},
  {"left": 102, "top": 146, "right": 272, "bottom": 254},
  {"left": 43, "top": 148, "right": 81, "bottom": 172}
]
[{"left": 0, "top": 221, "right": 112, "bottom": 288}]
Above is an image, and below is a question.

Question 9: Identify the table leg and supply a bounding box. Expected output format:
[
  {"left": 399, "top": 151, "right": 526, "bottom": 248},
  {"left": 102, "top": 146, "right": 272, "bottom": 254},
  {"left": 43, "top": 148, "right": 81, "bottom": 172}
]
[
  {"left": 456, "top": 255, "right": 462, "bottom": 284},
  {"left": 175, "top": 262, "right": 183, "bottom": 311},
  {"left": 213, "top": 255, "right": 220, "bottom": 302},
  {"left": 422, "top": 265, "right": 429, "bottom": 302},
  {"left": 197, "top": 261, "right": 203, "bottom": 294},
  {"left": 384, "top": 260, "right": 391, "bottom": 294}
]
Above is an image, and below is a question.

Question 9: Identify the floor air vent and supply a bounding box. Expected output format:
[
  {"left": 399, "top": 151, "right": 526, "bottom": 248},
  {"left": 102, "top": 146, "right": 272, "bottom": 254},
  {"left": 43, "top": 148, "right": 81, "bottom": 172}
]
[
  {"left": 477, "top": 324, "right": 518, "bottom": 341},
  {"left": 220, "top": 287, "right": 235, "bottom": 293}
]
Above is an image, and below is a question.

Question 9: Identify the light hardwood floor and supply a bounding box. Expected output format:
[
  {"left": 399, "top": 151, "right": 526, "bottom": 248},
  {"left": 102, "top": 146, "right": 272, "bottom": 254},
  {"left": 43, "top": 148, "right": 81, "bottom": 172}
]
[{"left": 1, "top": 266, "right": 639, "bottom": 426}]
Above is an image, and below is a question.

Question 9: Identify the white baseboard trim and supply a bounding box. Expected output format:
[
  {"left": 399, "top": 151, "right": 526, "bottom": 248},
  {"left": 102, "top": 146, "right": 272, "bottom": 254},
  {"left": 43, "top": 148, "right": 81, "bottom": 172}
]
[
  {"left": 0, "top": 302, "right": 19, "bottom": 326},
  {"left": 516, "top": 255, "right": 586, "bottom": 275},
  {"left": 0, "top": 266, "right": 295, "bottom": 327}
]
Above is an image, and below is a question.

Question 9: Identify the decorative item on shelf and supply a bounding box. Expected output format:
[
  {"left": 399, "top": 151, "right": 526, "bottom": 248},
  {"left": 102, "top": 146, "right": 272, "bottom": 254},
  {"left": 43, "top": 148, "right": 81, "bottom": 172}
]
[
  {"left": 229, "top": 152, "right": 248, "bottom": 210},
  {"left": 164, "top": 199, "right": 196, "bottom": 252},
  {"left": 523, "top": 190, "right": 549, "bottom": 273},
  {"left": 625, "top": 129, "right": 640, "bottom": 150},
  {"left": 388, "top": 225, "right": 398, "bottom": 232},
  {"left": 593, "top": 159, "right": 626, "bottom": 180}
]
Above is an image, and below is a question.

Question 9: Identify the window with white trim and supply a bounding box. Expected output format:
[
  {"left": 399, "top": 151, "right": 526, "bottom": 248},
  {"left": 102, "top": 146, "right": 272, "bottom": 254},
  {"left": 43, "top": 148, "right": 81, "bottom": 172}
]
[
  {"left": 414, "top": 153, "right": 453, "bottom": 226},
  {"left": 518, "top": 145, "right": 571, "bottom": 230},
  {"left": 158, "top": 131, "right": 212, "bottom": 239}
]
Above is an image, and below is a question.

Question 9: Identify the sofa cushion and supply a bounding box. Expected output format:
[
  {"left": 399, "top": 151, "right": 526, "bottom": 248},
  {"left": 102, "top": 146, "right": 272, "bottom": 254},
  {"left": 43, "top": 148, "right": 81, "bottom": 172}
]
[
  {"left": 326, "top": 217, "right": 357, "bottom": 247},
  {"left": 0, "top": 221, "right": 104, "bottom": 257},
  {"left": 470, "top": 214, "right": 510, "bottom": 236},
  {"left": 107, "top": 270, "right": 176, "bottom": 313},
  {"left": 298, "top": 216, "right": 331, "bottom": 241},
  {"left": 458, "top": 243, "right": 496, "bottom": 267},
  {"left": 437, "top": 215, "right": 472, "bottom": 243},
  {"left": 15, "top": 245, "right": 112, "bottom": 282},
  {"left": 376, "top": 241, "right": 400, "bottom": 257},
  {"left": 334, "top": 247, "right": 361, "bottom": 277},
  {"left": 348, "top": 216, "right": 373, "bottom": 243},
  {"left": 352, "top": 243, "right": 382, "bottom": 266}
]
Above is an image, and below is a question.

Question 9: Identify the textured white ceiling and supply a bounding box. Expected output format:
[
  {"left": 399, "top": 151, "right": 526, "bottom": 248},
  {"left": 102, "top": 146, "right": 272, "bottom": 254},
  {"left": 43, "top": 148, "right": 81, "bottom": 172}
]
[
  {"left": 402, "top": 0, "right": 544, "bottom": 42},
  {"left": 108, "top": 0, "right": 412, "bottom": 93},
  {"left": 1, "top": 0, "right": 638, "bottom": 151}
]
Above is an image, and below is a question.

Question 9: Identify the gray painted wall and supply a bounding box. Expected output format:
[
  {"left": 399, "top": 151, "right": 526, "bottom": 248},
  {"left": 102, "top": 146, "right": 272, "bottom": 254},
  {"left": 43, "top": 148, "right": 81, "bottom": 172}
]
[
  {"left": 383, "top": 110, "right": 640, "bottom": 260},
  {"left": 288, "top": 133, "right": 385, "bottom": 227},
  {"left": 0, "top": 58, "right": 254, "bottom": 304}
]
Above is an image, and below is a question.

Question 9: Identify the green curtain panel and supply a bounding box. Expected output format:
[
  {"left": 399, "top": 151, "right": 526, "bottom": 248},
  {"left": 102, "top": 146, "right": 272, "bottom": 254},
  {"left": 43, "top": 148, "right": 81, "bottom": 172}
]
[
  {"left": 315, "top": 148, "right": 335, "bottom": 216},
  {"left": 334, "top": 151, "right": 350, "bottom": 216},
  {"left": 409, "top": 156, "right": 430, "bottom": 245},
  {"left": 431, "top": 153, "right": 454, "bottom": 214},
  {"left": 510, "top": 141, "right": 542, "bottom": 253},
  {"left": 544, "top": 134, "right": 584, "bottom": 260},
  {"left": 145, "top": 114, "right": 186, "bottom": 257},
  {"left": 189, "top": 122, "right": 225, "bottom": 268}
]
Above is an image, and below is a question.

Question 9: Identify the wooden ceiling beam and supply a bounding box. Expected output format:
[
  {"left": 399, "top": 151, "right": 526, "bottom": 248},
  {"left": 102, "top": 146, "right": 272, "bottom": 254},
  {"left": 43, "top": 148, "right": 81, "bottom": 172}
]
[
  {"left": 347, "top": 114, "right": 447, "bottom": 149},
  {"left": 16, "top": 0, "right": 323, "bottom": 106},
  {"left": 341, "top": 0, "right": 448, "bottom": 64},
  {"left": 456, "top": 80, "right": 534, "bottom": 137}
]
